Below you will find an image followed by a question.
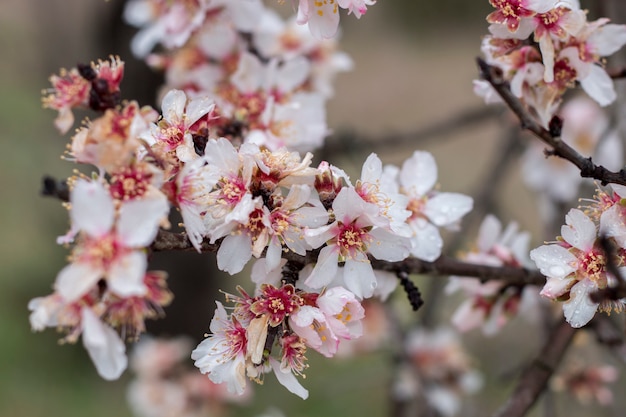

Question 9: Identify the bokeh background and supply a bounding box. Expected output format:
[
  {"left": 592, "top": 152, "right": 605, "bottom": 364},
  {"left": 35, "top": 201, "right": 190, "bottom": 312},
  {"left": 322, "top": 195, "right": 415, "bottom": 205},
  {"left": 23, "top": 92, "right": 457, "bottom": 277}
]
[{"left": 1, "top": 1, "right": 625, "bottom": 416}]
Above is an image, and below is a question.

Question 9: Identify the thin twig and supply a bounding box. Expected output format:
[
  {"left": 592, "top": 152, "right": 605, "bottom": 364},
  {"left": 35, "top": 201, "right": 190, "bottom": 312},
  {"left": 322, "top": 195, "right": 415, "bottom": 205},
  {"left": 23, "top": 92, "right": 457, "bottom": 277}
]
[
  {"left": 491, "top": 319, "right": 577, "bottom": 417},
  {"left": 476, "top": 57, "right": 626, "bottom": 186}
]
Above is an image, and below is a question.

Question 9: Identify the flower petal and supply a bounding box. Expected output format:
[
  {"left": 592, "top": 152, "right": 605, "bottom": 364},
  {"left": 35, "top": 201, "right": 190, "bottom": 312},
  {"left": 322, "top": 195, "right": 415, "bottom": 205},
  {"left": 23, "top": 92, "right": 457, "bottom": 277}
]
[{"left": 81, "top": 308, "right": 127, "bottom": 380}]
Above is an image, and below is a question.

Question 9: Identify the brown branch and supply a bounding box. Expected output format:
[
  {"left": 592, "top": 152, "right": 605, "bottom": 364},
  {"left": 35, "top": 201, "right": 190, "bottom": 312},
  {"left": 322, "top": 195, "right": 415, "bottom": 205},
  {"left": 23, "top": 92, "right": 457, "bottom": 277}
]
[
  {"left": 608, "top": 66, "right": 626, "bottom": 79},
  {"left": 476, "top": 57, "right": 626, "bottom": 187},
  {"left": 491, "top": 319, "right": 577, "bottom": 417},
  {"left": 589, "top": 236, "right": 626, "bottom": 303},
  {"left": 151, "top": 230, "right": 546, "bottom": 286}
]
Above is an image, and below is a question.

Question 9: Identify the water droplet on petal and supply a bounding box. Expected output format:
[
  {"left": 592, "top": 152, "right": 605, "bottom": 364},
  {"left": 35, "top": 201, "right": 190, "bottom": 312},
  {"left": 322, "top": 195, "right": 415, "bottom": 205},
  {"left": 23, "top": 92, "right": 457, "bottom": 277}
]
[{"left": 549, "top": 265, "right": 565, "bottom": 277}]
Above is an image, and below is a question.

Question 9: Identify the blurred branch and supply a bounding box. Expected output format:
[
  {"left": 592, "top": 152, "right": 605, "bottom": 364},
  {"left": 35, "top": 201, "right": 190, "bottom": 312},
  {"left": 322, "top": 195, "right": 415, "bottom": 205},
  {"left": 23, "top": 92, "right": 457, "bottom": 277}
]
[
  {"left": 322, "top": 106, "right": 502, "bottom": 157},
  {"left": 492, "top": 319, "right": 577, "bottom": 417},
  {"left": 476, "top": 57, "right": 626, "bottom": 187},
  {"left": 41, "top": 176, "right": 69, "bottom": 201}
]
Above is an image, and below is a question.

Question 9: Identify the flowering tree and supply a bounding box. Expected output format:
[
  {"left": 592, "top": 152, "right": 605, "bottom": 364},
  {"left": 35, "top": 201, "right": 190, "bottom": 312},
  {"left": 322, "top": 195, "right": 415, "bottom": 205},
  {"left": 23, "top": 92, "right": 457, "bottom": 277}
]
[{"left": 31, "top": 0, "right": 626, "bottom": 416}]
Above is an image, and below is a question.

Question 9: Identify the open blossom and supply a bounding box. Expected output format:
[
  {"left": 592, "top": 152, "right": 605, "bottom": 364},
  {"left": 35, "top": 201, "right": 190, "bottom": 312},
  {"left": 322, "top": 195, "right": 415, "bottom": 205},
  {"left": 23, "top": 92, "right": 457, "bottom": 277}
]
[
  {"left": 399, "top": 327, "right": 483, "bottom": 417},
  {"left": 304, "top": 186, "right": 410, "bottom": 299},
  {"left": 530, "top": 208, "right": 626, "bottom": 327},
  {"left": 552, "top": 364, "right": 619, "bottom": 406},
  {"left": 387, "top": 151, "right": 473, "bottom": 262},
  {"left": 295, "top": 0, "right": 375, "bottom": 39},
  {"left": 446, "top": 215, "right": 538, "bottom": 335},
  {"left": 55, "top": 179, "right": 169, "bottom": 302}
]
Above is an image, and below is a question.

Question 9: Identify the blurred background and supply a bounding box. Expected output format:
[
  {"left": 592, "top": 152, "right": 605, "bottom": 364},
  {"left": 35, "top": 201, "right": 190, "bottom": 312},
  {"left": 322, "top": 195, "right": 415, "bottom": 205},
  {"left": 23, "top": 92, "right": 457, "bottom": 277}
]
[{"left": 1, "top": 0, "right": 625, "bottom": 416}]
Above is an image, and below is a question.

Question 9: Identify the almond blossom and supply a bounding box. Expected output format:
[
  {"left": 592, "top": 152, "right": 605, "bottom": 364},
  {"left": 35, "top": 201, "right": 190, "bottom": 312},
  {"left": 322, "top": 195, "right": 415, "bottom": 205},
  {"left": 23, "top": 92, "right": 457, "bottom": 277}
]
[
  {"left": 304, "top": 186, "right": 410, "bottom": 299},
  {"left": 55, "top": 179, "right": 169, "bottom": 302},
  {"left": 387, "top": 151, "right": 473, "bottom": 262},
  {"left": 530, "top": 208, "right": 626, "bottom": 327},
  {"left": 446, "top": 215, "right": 538, "bottom": 335}
]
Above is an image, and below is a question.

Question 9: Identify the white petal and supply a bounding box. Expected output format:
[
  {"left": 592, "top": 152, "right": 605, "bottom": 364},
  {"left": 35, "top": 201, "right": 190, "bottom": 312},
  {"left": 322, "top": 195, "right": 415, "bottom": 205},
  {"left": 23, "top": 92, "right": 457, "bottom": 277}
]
[
  {"left": 409, "top": 219, "right": 443, "bottom": 262},
  {"left": 367, "top": 228, "right": 410, "bottom": 262},
  {"left": 217, "top": 233, "right": 252, "bottom": 275},
  {"left": 269, "top": 357, "right": 309, "bottom": 400},
  {"left": 561, "top": 209, "right": 597, "bottom": 251},
  {"left": 400, "top": 151, "right": 437, "bottom": 197},
  {"left": 304, "top": 245, "right": 339, "bottom": 289},
  {"left": 81, "top": 308, "right": 127, "bottom": 380},
  {"left": 360, "top": 153, "right": 383, "bottom": 184},
  {"left": 600, "top": 205, "right": 626, "bottom": 248},
  {"left": 71, "top": 180, "right": 115, "bottom": 237},
  {"left": 117, "top": 195, "right": 169, "bottom": 247},
  {"left": 562, "top": 279, "right": 599, "bottom": 328},
  {"left": 424, "top": 193, "right": 473, "bottom": 226},
  {"left": 343, "top": 256, "right": 376, "bottom": 299},
  {"left": 107, "top": 251, "right": 147, "bottom": 297},
  {"left": 580, "top": 65, "right": 616, "bottom": 107},
  {"left": 589, "top": 24, "right": 626, "bottom": 56},
  {"left": 529, "top": 245, "right": 577, "bottom": 279},
  {"left": 55, "top": 262, "right": 103, "bottom": 302}
]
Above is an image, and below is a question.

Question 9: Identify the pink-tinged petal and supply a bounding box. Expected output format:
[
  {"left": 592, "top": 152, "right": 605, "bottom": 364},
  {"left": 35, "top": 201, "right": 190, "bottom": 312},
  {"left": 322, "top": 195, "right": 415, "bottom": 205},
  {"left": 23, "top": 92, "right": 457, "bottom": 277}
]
[
  {"left": 71, "top": 180, "right": 115, "bottom": 237},
  {"left": 611, "top": 184, "right": 626, "bottom": 198},
  {"left": 305, "top": 245, "right": 339, "bottom": 289},
  {"left": 561, "top": 209, "right": 597, "bottom": 252},
  {"left": 332, "top": 186, "right": 376, "bottom": 223},
  {"left": 530, "top": 245, "right": 577, "bottom": 278},
  {"left": 400, "top": 151, "right": 437, "bottom": 197},
  {"left": 409, "top": 218, "right": 443, "bottom": 262},
  {"left": 343, "top": 256, "right": 376, "bottom": 299},
  {"left": 562, "top": 279, "right": 599, "bottom": 328},
  {"left": 424, "top": 193, "right": 473, "bottom": 227},
  {"left": 217, "top": 233, "right": 252, "bottom": 275},
  {"left": 477, "top": 215, "right": 501, "bottom": 253},
  {"left": 117, "top": 195, "right": 169, "bottom": 248},
  {"left": 451, "top": 300, "right": 486, "bottom": 333},
  {"left": 589, "top": 24, "right": 626, "bottom": 56},
  {"left": 108, "top": 251, "right": 147, "bottom": 297},
  {"left": 580, "top": 65, "right": 616, "bottom": 107},
  {"left": 305, "top": 0, "right": 340, "bottom": 39},
  {"left": 540, "top": 276, "right": 574, "bottom": 299},
  {"left": 81, "top": 308, "right": 127, "bottom": 380},
  {"left": 55, "top": 262, "right": 103, "bottom": 302},
  {"left": 367, "top": 228, "right": 410, "bottom": 262},
  {"left": 269, "top": 357, "right": 309, "bottom": 400}
]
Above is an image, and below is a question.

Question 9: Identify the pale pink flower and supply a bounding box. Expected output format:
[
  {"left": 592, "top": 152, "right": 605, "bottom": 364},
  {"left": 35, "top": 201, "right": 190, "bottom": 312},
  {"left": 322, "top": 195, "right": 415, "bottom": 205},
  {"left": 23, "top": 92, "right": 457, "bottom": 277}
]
[
  {"left": 304, "top": 186, "right": 410, "bottom": 298},
  {"left": 530, "top": 209, "right": 622, "bottom": 327},
  {"left": 393, "top": 151, "right": 473, "bottom": 262},
  {"left": 55, "top": 179, "right": 169, "bottom": 302},
  {"left": 191, "top": 301, "right": 249, "bottom": 395}
]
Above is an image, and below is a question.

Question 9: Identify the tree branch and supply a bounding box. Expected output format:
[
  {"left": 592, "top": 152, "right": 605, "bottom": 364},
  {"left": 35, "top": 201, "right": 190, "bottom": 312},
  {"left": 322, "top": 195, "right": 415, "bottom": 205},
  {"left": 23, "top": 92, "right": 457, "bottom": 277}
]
[
  {"left": 476, "top": 57, "right": 626, "bottom": 187},
  {"left": 491, "top": 319, "right": 577, "bottom": 417},
  {"left": 151, "top": 230, "right": 546, "bottom": 286}
]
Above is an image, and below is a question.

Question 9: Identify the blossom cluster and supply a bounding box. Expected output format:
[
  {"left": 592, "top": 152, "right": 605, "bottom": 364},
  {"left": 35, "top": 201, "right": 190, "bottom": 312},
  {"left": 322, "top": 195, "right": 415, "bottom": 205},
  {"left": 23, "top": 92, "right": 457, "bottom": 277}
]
[
  {"left": 530, "top": 186, "right": 626, "bottom": 327},
  {"left": 475, "top": 0, "right": 626, "bottom": 127},
  {"left": 30, "top": 0, "right": 474, "bottom": 397},
  {"left": 446, "top": 215, "right": 539, "bottom": 335}
]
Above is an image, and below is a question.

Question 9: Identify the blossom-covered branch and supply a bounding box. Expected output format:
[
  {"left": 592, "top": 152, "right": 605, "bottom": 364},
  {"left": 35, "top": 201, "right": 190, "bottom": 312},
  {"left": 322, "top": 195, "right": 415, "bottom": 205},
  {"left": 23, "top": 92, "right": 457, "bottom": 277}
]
[{"left": 477, "top": 57, "right": 626, "bottom": 187}]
